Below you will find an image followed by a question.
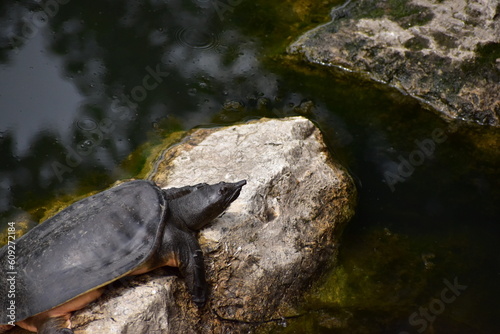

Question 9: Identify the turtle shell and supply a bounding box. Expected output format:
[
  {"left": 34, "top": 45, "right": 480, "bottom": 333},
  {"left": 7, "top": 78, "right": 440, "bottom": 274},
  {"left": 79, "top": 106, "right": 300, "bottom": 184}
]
[{"left": 0, "top": 180, "right": 167, "bottom": 324}]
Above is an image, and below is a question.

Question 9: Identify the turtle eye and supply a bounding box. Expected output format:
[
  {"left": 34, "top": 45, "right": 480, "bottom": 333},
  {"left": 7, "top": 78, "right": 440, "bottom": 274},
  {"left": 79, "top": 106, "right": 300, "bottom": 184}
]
[{"left": 219, "top": 186, "right": 227, "bottom": 194}]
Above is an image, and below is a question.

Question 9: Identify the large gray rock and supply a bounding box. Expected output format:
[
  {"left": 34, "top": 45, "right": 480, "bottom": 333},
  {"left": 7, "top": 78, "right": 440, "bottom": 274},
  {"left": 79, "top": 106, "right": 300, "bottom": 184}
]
[
  {"left": 10, "top": 117, "right": 355, "bottom": 334},
  {"left": 289, "top": 0, "right": 500, "bottom": 126}
]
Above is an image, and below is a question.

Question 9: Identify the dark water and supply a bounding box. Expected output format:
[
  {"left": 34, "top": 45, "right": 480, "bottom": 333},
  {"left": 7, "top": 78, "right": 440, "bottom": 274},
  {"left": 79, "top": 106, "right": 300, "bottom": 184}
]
[{"left": 0, "top": 0, "right": 499, "bottom": 333}]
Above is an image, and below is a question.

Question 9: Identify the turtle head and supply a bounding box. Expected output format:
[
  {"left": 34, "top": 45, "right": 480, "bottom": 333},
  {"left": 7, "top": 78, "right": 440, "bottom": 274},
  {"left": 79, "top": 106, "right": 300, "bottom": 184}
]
[{"left": 169, "top": 180, "right": 246, "bottom": 231}]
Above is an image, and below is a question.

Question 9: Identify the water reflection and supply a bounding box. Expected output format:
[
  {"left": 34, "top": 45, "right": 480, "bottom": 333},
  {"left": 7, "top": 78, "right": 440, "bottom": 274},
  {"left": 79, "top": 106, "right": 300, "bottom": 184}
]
[
  {"left": 0, "top": 34, "right": 81, "bottom": 155},
  {"left": 0, "top": 0, "right": 300, "bottom": 222}
]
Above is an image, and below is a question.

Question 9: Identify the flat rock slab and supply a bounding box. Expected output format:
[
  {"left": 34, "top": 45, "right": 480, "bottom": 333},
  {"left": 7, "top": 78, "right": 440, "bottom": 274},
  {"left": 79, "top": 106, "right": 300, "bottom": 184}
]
[
  {"left": 289, "top": 0, "right": 500, "bottom": 126},
  {"left": 9, "top": 117, "right": 355, "bottom": 334}
]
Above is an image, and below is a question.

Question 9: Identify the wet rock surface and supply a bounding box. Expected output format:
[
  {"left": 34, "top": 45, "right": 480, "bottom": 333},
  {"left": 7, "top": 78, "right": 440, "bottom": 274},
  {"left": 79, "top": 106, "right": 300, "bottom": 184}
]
[
  {"left": 289, "top": 0, "right": 500, "bottom": 126},
  {"left": 8, "top": 117, "right": 355, "bottom": 334}
]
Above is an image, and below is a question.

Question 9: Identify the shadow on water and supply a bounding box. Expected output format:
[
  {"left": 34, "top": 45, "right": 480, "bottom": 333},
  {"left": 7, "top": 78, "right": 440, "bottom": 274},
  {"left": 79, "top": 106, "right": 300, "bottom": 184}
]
[{"left": 0, "top": 0, "right": 499, "bottom": 333}]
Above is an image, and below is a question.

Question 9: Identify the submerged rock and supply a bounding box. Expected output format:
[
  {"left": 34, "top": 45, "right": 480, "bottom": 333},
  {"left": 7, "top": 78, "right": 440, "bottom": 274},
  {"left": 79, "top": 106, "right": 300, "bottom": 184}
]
[
  {"left": 39, "top": 116, "right": 356, "bottom": 333},
  {"left": 289, "top": 0, "right": 500, "bottom": 126}
]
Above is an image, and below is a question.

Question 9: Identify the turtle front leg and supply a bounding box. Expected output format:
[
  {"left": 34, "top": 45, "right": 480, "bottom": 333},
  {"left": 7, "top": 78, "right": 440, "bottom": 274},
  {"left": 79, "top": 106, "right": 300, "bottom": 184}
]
[
  {"left": 38, "top": 317, "right": 73, "bottom": 334},
  {"left": 178, "top": 237, "right": 207, "bottom": 307},
  {"left": 159, "top": 225, "right": 208, "bottom": 307}
]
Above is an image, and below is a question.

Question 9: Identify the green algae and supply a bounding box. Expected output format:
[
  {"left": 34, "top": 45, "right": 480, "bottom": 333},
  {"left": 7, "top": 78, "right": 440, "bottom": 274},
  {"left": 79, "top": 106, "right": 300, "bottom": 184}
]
[
  {"left": 356, "top": 0, "right": 434, "bottom": 28},
  {"left": 306, "top": 230, "right": 425, "bottom": 312},
  {"left": 386, "top": 0, "right": 434, "bottom": 27},
  {"left": 271, "top": 226, "right": 482, "bottom": 333},
  {"left": 120, "top": 129, "right": 185, "bottom": 180},
  {"left": 404, "top": 36, "right": 430, "bottom": 51},
  {"left": 432, "top": 31, "right": 458, "bottom": 49},
  {"left": 231, "top": 0, "right": 342, "bottom": 55},
  {"left": 475, "top": 42, "right": 500, "bottom": 66}
]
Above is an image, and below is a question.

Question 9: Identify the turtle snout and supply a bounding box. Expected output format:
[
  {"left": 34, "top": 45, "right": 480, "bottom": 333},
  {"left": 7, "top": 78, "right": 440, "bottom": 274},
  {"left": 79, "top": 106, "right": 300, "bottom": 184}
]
[
  {"left": 227, "top": 180, "right": 246, "bottom": 203},
  {"left": 235, "top": 179, "right": 247, "bottom": 188}
]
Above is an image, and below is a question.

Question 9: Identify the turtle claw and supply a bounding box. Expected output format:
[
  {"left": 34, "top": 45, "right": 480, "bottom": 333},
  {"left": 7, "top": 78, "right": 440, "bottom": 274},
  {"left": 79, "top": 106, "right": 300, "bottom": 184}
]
[
  {"left": 194, "top": 298, "right": 206, "bottom": 308},
  {"left": 58, "top": 329, "right": 74, "bottom": 334}
]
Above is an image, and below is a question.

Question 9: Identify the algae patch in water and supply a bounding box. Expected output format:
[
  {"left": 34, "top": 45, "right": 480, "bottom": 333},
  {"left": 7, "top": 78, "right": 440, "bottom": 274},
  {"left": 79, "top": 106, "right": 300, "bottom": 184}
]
[
  {"left": 232, "top": 0, "right": 340, "bottom": 55},
  {"left": 359, "top": 0, "right": 434, "bottom": 28},
  {"left": 274, "top": 226, "right": 477, "bottom": 333},
  {"left": 120, "top": 130, "right": 185, "bottom": 180},
  {"left": 306, "top": 229, "right": 425, "bottom": 312}
]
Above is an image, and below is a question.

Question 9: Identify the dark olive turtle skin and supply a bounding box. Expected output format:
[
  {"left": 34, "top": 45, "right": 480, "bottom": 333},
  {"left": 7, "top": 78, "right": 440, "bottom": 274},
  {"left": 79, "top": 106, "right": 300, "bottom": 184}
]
[{"left": 0, "top": 179, "right": 246, "bottom": 334}]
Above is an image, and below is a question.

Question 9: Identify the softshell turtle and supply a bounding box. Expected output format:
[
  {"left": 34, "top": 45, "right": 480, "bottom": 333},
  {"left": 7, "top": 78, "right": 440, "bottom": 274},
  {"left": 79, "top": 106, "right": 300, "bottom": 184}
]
[{"left": 0, "top": 179, "right": 246, "bottom": 334}]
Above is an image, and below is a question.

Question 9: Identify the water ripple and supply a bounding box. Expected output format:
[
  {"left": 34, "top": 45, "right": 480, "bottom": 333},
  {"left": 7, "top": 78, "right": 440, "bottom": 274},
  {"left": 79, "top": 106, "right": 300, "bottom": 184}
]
[{"left": 175, "top": 26, "right": 219, "bottom": 50}]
